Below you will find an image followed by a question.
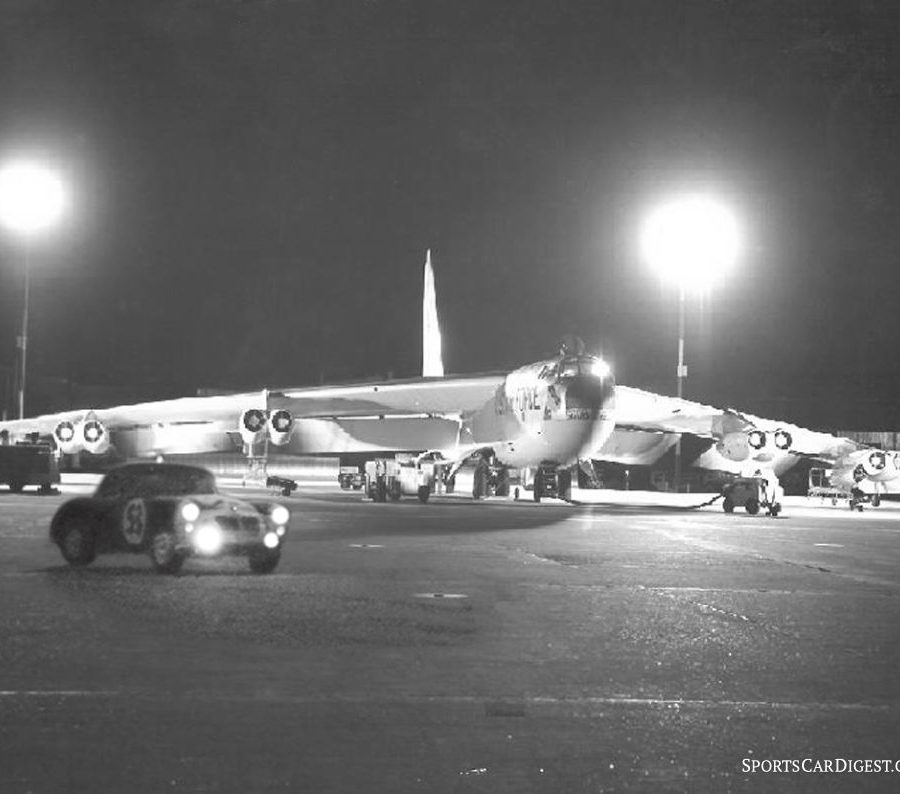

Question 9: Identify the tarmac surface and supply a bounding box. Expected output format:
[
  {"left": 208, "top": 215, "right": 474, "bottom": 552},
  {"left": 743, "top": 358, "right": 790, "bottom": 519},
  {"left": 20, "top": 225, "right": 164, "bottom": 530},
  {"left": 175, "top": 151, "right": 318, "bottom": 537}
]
[{"left": 2, "top": 483, "right": 900, "bottom": 793}]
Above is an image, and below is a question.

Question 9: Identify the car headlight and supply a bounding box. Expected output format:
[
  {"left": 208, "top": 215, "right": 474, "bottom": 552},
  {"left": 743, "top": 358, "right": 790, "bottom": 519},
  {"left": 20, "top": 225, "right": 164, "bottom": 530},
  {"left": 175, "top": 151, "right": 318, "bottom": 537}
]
[
  {"left": 193, "top": 524, "right": 222, "bottom": 554},
  {"left": 270, "top": 505, "right": 290, "bottom": 525},
  {"left": 181, "top": 502, "right": 201, "bottom": 522},
  {"left": 263, "top": 532, "right": 280, "bottom": 549}
]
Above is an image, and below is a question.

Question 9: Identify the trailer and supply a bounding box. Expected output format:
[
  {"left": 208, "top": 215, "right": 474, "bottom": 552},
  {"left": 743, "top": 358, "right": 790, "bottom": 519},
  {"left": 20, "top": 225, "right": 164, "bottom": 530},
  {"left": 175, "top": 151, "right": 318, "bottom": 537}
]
[{"left": 0, "top": 443, "right": 60, "bottom": 494}]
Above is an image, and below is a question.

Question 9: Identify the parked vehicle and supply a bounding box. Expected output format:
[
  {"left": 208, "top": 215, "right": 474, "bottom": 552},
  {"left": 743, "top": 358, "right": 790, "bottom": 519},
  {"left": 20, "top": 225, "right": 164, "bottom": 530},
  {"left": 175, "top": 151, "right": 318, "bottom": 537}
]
[{"left": 50, "top": 462, "right": 290, "bottom": 573}]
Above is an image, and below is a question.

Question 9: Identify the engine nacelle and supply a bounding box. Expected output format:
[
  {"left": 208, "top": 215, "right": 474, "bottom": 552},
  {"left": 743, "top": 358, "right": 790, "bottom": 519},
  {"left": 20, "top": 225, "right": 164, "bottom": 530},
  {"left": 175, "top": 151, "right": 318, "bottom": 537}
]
[
  {"left": 717, "top": 432, "right": 750, "bottom": 462},
  {"left": 858, "top": 449, "right": 897, "bottom": 481},
  {"left": 773, "top": 429, "right": 792, "bottom": 450},
  {"left": 747, "top": 430, "right": 767, "bottom": 451},
  {"left": 239, "top": 408, "right": 268, "bottom": 447},
  {"left": 54, "top": 420, "right": 83, "bottom": 455},
  {"left": 81, "top": 419, "right": 110, "bottom": 455},
  {"left": 268, "top": 409, "right": 294, "bottom": 446}
]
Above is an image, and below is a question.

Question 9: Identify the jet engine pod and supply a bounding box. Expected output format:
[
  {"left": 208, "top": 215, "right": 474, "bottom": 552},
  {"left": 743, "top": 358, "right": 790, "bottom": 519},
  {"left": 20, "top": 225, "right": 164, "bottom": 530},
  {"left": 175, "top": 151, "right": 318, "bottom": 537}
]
[
  {"left": 861, "top": 449, "right": 889, "bottom": 479},
  {"left": 54, "top": 420, "right": 83, "bottom": 455},
  {"left": 747, "top": 430, "right": 767, "bottom": 450},
  {"left": 773, "top": 429, "right": 792, "bottom": 451},
  {"left": 239, "top": 408, "right": 268, "bottom": 446},
  {"left": 268, "top": 409, "right": 294, "bottom": 446},
  {"left": 81, "top": 419, "right": 110, "bottom": 455},
  {"left": 717, "top": 432, "right": 750, "bottom": 462}
]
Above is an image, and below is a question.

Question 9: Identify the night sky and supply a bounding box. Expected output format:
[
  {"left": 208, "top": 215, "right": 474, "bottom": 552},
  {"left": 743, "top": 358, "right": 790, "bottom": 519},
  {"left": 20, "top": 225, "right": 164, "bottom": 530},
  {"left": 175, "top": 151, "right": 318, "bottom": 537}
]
[{"left": 1, "top": 0, "right": 899, "bottom": 428}]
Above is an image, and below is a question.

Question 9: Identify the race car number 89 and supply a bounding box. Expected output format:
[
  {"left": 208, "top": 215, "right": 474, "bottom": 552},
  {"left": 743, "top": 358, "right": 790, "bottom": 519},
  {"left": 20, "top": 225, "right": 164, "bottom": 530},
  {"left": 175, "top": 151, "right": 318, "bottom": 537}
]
[{"left": 123, "top": 499, "right": 147, "bottom": 546}]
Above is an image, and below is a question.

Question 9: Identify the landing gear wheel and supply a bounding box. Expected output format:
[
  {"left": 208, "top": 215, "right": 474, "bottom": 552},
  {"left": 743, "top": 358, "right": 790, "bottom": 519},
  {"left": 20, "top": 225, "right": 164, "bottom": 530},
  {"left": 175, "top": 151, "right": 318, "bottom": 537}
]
[
  {"left": 472, "top": 460, "right": 488, "bottom": 500},
  {"left": 769, "top": 502, "right": 782, "bottom": 517},
  {"left": 249, "top": 548, "right": 281, "bottom": 574},
  {"left": 723, "top": 497, "right": 735, "bottom": 514},
  {"left": 59, "top": 519, "right": 96, "bottom": 566},
  {"left": 745, "top": 497, "right": 760, "bottom": 515},
  {"left": 150, "top": 532, "right": 185, "bottom": 574},
  {"left": 417, "top": 485, "right": 430, "bottom": 504},
  {"left": 375, "top": 478, "right": 387, "bottom": 503},
  {"left": 558, "top": 470, "right": 572, "bottom": 502}
]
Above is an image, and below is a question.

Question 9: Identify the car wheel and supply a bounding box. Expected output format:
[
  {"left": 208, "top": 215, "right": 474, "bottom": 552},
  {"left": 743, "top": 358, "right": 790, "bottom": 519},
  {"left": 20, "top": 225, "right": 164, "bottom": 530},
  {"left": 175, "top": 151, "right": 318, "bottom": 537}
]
[
  {"left": 249, "top": 548, "right": 281, "bottom": 574},
  {"left": 8, "top": 479, "right": 25, "bottom": 494},
  {"left": 745, "top": 497, "right": 760, "bottom": 515},
  {"left": 723, "top": 497, "right": 735, "bottom": 514},
  {"left": 59, "top": 519, "right": 97, "bottom": 566},
  {"left": 150, "top": 531, "right": 185, "bottom": 574}
]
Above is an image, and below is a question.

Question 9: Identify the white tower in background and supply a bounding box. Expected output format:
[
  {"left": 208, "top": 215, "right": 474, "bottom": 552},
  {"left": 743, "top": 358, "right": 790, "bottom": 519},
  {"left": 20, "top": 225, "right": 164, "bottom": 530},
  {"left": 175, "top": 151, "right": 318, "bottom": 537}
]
[{"left": 422, "top": 249, "right": 444, "bottom": 377}]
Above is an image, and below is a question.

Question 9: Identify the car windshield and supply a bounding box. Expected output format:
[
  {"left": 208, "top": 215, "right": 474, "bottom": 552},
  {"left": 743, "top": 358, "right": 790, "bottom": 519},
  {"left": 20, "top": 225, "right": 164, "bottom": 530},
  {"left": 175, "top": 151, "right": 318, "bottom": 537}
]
[{"left": 97, "top": 466, "right": 217, "bottom": 500}]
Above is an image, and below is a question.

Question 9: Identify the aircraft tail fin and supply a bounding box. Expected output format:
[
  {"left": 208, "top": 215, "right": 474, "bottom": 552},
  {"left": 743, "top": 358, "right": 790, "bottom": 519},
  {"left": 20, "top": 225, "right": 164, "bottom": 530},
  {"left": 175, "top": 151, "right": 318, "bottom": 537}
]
[{"left": 422, "top": 249, "right": 444, "bottom": 377}]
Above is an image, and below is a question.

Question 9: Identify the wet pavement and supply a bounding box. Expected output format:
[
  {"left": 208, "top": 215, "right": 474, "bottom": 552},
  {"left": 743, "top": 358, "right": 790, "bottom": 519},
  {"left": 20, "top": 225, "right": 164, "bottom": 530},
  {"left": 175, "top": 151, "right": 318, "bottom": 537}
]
[{"left": 1, "top": 487, "right": 899, "bottom": 792}]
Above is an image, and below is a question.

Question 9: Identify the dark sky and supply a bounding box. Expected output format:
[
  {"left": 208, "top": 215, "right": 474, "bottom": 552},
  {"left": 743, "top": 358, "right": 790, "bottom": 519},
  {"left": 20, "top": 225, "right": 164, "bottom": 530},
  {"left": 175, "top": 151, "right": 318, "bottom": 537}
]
[{"left": 1, "top": 0, "right": 899, "bottom": 427}]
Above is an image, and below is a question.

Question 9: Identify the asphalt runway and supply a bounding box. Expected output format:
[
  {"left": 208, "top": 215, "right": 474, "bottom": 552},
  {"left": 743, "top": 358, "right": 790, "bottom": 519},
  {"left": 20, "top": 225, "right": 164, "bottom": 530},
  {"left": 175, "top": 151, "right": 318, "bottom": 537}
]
[{"left": 2, "top": 486, "right": 900, "bottom": 793}]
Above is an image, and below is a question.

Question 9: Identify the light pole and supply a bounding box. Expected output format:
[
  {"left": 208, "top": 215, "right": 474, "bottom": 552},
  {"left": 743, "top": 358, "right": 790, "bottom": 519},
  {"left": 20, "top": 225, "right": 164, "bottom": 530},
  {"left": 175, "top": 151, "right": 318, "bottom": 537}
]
[
  {"left": 642, "top": 195, "right": 739, "bottom": 491},
  {"left": 0, "top": 162, "right": 66, "bottom": 418}
]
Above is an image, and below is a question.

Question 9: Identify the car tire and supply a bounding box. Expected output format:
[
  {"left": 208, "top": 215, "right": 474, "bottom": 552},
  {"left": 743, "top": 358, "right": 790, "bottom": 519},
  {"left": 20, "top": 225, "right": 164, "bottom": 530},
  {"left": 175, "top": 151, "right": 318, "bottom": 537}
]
[
  {"left": 8, "top": 479, "right": 25, "bottom": 494},
  {"left": 249, "top": 548, "right": 281, "bottom": 574},
  {"left": 745, "top": 497, "right": 760, "bottom": 515},
  {"left": 723, "top": 497, "right": 735, "bottom": 514},
  {"left": 58, "top": 518, "right": 97, "bottom": 566},
  {"left": 150, "top": 531, "right": 185, "bottom": 574}
]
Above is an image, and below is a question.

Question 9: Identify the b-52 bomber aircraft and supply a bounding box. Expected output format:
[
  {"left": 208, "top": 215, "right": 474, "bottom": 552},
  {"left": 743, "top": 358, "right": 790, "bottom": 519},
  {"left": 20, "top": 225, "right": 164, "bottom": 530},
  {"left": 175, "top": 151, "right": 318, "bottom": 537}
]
[{"left": 0, "top": 253, "right": 894, "bottom": 504}]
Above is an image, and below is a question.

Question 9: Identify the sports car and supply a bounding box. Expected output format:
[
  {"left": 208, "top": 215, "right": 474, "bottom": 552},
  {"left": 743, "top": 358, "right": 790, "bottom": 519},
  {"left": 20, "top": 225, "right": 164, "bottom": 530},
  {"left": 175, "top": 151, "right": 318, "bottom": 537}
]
[{"left": 50, "top": 462, "right": 290, "bottom": 574}]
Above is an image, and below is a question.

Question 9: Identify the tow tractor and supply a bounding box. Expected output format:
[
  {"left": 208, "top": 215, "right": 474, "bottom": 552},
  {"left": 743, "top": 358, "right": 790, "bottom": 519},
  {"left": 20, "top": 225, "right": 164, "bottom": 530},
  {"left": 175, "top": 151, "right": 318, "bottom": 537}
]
[
  {"left": 722, "top": 476, "right": 782, "bottom": 516},
  {"left": 530, "top": 464, "right": 573, "bottom": 502},
  {"left": 363, "top": 455, "right": 436, "bottom": 503}
]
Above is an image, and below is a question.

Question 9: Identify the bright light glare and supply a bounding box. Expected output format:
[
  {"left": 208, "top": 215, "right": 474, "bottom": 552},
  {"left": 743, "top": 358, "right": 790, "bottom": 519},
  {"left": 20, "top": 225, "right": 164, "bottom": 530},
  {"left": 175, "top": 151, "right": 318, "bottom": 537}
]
[
  {"left": 193, "top": 525, "right": 222, "bottom": 554},
  {"left": 181, "top": 502, "right": 201, "bottom": 522},
  {"left": 642, "top": 196, "right": 739, "bottom": 292},
  {"left": 0, "top": 162, "right": 65, "bottom": 234},
  {"left": 270, "top": 505, "right": 290, "bottom": 525},
  {"left": 590, "top": 358, "right": 611, "bottom": 379},
  {"left": 263, "top": 532, "right": 280, "bottom": 549}
]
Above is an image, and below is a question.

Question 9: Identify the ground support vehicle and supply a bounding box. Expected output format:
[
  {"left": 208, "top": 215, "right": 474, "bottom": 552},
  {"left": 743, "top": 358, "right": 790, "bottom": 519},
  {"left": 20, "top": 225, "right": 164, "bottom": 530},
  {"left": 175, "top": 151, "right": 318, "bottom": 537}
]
[
  {"left": 0, "top": 443, "right": 60, "bottom": 494},
  {"left": 266, "top": 474, "right": 298, "bottom": 496},
  {"left": 50, "top": 462, "right": 290, "bottom": 574},
  {"left": 722, "top": 476, "right": 782, "bottom": 516},
  {"left": 530, "top": 464, "right": 573, "bottom": 502},
  {"left": 364, "top": 456, "right": 435, "bottom": 503},
  {"left": 807, "top": 467, "right": 879, "bottom": 511},
  {"left": 338, "top": 466, "right": 365, "bottom": 490}
]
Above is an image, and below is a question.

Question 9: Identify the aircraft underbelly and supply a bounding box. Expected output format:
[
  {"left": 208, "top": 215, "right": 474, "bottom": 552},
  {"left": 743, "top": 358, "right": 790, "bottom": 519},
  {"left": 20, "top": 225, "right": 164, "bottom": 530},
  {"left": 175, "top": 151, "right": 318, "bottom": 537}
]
[
  {"left": 111, "top": 424, "right": 235, "bottom": 458},
  {"left": 595, "top": 429, "right": 677, "bottom": 465},
  {"left": 286, "top": 417, "right": 460, "bottom": 454},
  {"left": 491, "top": 417, "right": 614, "bottom": 469}
]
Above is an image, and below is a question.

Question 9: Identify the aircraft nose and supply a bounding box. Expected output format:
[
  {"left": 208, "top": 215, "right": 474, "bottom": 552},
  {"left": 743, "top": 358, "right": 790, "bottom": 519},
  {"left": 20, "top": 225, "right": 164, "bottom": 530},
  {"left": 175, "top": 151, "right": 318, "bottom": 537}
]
[{"left": 564, "top": 372, "right": 616, "bottom": 418}]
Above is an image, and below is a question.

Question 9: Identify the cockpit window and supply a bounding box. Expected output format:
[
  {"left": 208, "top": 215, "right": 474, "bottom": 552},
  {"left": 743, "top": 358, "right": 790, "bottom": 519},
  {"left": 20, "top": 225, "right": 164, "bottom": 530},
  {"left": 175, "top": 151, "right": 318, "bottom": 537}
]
[{"left": 558, "top": 356, "right": 602, "bottom": 378}]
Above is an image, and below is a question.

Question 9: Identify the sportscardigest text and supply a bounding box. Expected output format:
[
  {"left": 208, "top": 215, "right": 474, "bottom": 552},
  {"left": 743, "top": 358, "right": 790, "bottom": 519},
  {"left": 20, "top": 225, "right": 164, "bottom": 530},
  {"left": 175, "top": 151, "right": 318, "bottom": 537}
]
[{"left": 743, "top": 759, "right": 900, "bottom": 774}]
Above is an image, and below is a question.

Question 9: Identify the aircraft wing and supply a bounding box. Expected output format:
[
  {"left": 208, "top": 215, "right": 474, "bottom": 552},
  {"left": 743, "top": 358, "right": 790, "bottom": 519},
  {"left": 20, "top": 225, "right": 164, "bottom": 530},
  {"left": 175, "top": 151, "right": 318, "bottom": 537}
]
[
  {"left": 721, "top": 410, "right": 861, "bottom": 463},
  {"left": 606, "top": 386, "right": 868, "bottom": 472},
  {"left": 270, "top": 373, "right": 504, "bottom": 419},
  {"left": 612, "top": 385, "right": 742, "bottom": 437}
]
